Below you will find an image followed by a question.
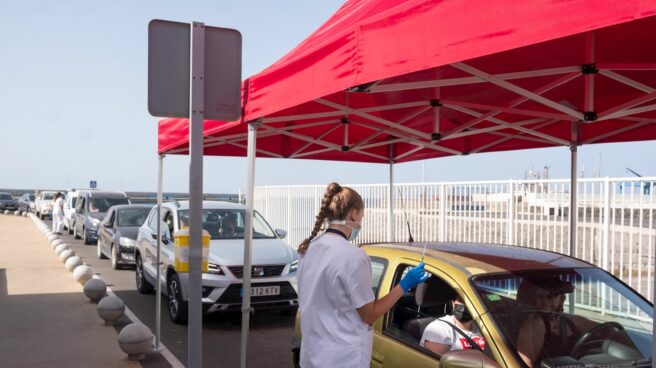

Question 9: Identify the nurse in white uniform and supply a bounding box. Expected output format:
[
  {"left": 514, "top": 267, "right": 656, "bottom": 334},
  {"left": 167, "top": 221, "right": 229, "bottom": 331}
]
[{"left": 297, "top": 183, "right": 429, "bottom": 368}]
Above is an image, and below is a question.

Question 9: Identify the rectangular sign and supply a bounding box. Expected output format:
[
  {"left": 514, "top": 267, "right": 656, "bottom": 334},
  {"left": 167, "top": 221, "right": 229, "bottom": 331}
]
[
  {"left": 148, "top": 19, "right": 242, "bottom": 121},
  {"left": 89, "top": 180, "right": 97, "bottom": 189}
]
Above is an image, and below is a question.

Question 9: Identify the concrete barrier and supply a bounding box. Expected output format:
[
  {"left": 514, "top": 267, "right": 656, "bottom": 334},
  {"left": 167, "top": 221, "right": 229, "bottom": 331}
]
[
  {"left": 59, "top": 249, "right": 75, "bottom": 262},
  {"left": 97, "top": 296, "right": 125, "bottom": 325},
  {"left": 118, "top": 323, "right": 153, "bottom": 360},
  {"left": 65, "top": 256, "right": 83, "bottom": 272},
  {"left": 83, "top": 279, "right": 107, "bottom": 303},
  {"left": 55, "top": 243, "right": 71, "bottom": 255},
  {"left": 73, "top": 265, "right": 93, "bottom": 285}
]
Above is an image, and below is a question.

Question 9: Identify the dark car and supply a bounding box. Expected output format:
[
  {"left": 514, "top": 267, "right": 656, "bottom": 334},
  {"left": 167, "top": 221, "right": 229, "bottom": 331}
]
[
  {"left": 17, "top": 193, "right": 36, "bottom": 213},
  {"left": 73, "top": 190, "right": 131, "bottom": 244},
  {"left": 0, "top": 192, "right": 18, "bottom": 212},
  {"left": 97, "top": 204, "right": 152, "bottom": 269}
]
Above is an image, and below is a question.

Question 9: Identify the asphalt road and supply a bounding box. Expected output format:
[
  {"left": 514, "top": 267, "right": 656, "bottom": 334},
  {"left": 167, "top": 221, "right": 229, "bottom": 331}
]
[{"left": 45, "top": 219, "right": 296, "bottom": 368}]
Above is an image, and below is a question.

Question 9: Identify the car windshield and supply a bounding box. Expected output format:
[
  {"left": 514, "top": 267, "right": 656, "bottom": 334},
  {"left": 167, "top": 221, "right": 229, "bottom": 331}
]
[
  {"left": 43, "top": 193, "right": 54, "bottom": 200},
  {"left": 177, "top": 209, "right": 276, "bottom": 240},
  {"left": 472, "top": 268, "right": 653, "bottom": 367},
  {"left": 117, "top": 207, "right": 150, "bottom": 227},
  {"left": 29, "top": 194, "right": 35, "bottom": 201},
  {"left": 0, "top": 194, "right": 12, "bottom": 200},
  {"left": 89, "top": 196, "right": 129, "bottom": 213}
]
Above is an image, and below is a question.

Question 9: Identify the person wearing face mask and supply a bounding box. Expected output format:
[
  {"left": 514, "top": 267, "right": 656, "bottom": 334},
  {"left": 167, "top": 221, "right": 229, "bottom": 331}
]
[
  {"left": 420, "top": 295, "right": 487, "bottom": 355},
  {"left": 297, "top": 182, "right": 430, "bottom": 368}
]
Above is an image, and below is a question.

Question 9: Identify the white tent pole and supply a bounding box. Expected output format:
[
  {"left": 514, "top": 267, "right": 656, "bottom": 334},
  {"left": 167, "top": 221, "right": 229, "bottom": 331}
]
[
  {"left": 569, "top": 122, "right": 579, "bottom": 258},
  {"left": 387, "top": 143, "right": 395, "bottom": 242},
  {"left": 240, "top": 120, "right": 258, "bottom": 368},
  {"left": 155, "top": 153, "right": 164, "bottom": 351}
]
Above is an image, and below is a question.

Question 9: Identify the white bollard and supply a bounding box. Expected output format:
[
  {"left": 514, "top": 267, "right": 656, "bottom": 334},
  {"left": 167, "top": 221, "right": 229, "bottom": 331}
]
[
  {"left": 59, "top": 249, "right": 75, "bottom": 262},
  {"left": 47, "top": 234, "right": 58, "bottom": 242},
  {"left": 14, "top": 210, "right": 21, "bottom": 216},
  {"left": 73, "top": 265, "right": 93, "bottom": 285},
  {"left": 51, "top": 239, "right": 64, "bottom": 248},
  {"left": 3, "top": 210, "right": 8, "bottom": 215},
  {"left": 55, "top": 243, "right": 71, "bottom": 255},
  {"left": 65, "top": 256, "right": 83, "bottom": 272},
  {"left": 83, "top": 279, "right": 107, "bottom": 303},
  {"left": 118, "top": 323, "right": 153, "bottom": 361},
  {"left": 97, "top": 295, "right": 125, "bottom": 325}
]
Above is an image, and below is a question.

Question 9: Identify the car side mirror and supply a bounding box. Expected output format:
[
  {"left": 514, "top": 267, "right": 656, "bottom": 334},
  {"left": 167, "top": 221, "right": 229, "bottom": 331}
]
[
  {"left": 440, "top": 350, "right": 499, "bottom": 368},
  {"left": 275, "top": 229, "right": 287, "bottom": 239},
  {"left": 103, "top": 222, "right": 111, "bottom": 228}
]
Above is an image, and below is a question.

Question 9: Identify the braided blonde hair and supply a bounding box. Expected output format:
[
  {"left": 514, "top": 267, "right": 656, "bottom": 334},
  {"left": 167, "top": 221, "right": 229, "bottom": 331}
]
[{"left": 297, "top": 182, "right": 364, "bottom": 254}]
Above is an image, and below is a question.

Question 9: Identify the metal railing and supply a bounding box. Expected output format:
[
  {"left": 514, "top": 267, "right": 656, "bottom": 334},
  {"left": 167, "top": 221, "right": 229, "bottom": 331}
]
[{"left": 254, "top": 177, "right": 656, "bottom": 300}]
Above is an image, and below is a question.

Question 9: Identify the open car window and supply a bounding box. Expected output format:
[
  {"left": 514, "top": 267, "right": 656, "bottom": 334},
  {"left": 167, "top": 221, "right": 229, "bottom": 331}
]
[
  {"left": 381, "top": 264, "right": 494, "bottom": 362},
  {"left": 472, "top": 268, "right": 653, "bottom": 367}
]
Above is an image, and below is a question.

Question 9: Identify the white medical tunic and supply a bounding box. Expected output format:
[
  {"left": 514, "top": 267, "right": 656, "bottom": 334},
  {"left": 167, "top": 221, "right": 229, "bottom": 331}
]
[{"left": 298, "top": 232, "right": 375, "bottom": 368}]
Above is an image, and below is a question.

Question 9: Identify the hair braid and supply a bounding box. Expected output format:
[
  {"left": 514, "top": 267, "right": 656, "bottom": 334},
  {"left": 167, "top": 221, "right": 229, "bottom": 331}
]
[{"left": 298, "top": 183, "right": 342, "bottom": 254}]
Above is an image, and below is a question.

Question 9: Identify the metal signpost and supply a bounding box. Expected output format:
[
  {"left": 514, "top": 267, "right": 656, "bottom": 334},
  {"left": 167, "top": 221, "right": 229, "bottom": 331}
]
[{"left": 148, "top": 19, "right": 241, "bottom": 368}]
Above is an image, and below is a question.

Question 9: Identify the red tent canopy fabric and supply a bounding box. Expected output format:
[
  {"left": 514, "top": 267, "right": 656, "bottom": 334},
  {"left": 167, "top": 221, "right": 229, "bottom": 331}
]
[{"left": 158, "top": 0, "right": 656, "bottom": 163}]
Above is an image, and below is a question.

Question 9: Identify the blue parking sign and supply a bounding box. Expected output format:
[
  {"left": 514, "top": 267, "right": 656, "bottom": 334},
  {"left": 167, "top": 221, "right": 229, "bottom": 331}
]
[{"left": 90, "top": 180, "right": 97, "bottom": 189}]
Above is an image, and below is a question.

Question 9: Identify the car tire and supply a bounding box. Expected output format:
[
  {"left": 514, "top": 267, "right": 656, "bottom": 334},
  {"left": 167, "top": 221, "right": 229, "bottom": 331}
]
[
  {"left": 111, "top": 244, "right": 120, "bottom": 270},
  {"left": 135, "top": 255, "right": 154, "bottom": 294},
  {"left": 68, "top": 223, "right": 74, "bottom": 235},
  {"left": 73, "top": 225, "right": 81, "bottom": 239},
  {"left": 97, "top": 240, "right": 107, "bottom": 259},
  {"left": 83, "top": 228, "right": 91, "bottom": 245},
  {"left": 168, "top": 273, "right": 188, "bottom": 324}
]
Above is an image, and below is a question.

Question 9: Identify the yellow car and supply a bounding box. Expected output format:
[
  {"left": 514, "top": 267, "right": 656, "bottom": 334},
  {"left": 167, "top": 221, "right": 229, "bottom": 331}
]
[{"left": 292, "top": 242, "right": 653, "bottom": 367}]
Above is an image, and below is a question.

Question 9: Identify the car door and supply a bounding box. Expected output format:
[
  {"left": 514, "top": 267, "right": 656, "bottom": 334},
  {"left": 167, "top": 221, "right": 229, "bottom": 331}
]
[
  {"left": 75, "top": 196, "right": 86, "bottom": 234},
  {"left": 100, "top": 209, "right": 115, "bottom": 254}
]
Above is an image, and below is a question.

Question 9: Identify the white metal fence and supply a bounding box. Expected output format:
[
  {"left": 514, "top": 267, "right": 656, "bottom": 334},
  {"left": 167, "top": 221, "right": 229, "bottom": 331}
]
[{"left": 254, "top": 177, "right": 656, "bottom": 300}]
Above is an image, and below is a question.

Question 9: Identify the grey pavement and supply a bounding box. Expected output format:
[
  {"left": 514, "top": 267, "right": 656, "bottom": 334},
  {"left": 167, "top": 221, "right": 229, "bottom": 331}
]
[{"left": 0, "top": 214, "right": 169, "bottom": 367}]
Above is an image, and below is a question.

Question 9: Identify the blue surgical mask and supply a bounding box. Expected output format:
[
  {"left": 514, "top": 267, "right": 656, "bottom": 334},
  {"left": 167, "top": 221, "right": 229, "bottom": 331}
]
[{"left": 329, "top": 220, "right": 362, "bottom": 241}]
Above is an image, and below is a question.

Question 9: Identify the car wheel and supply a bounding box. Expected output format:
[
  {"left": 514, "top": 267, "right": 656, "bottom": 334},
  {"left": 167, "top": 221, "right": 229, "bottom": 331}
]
[
  {"left": 73, "top": 225, "right": 81, "bottom": 239},
  {"left": 97, "top": 239, "right": 107, "bottom": 259},
  {"left": 168, "top": 273, "right": 188, "bottom": 324},
  {"left": 111, "top": 244, "right": 120, "bottom": 270},
  {"left": 135, "top": 255, "right": 154, "bottom": 294},
  {"left": 68, "top": 223, "right": 74, "bottom": 235},
  {"left": 83, "top": 228, "right": 91, "bottom": 245}
]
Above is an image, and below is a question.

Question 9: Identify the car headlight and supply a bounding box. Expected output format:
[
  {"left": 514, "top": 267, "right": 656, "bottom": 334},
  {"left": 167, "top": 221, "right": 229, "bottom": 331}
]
[
  {"left": 119, "top": 237, "right": 135, "bottom": 247},
  {"left": 207, "top": 263, "right": 225, "bottom": 275},
  {"left": 90, "top": 218, "right": 100, "bottom": 226},
  {"left": 290, "top": 260, "right": 299, "bottom": 273}
]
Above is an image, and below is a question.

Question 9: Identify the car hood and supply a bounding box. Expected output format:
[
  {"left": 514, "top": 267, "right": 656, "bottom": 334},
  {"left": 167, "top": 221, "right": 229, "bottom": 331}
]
[
  {"left": 208, "top": 238, "right": 294, "bottom": 266},
  {"left": 116, "top": 227, "right": 139, "bottom": 240}
]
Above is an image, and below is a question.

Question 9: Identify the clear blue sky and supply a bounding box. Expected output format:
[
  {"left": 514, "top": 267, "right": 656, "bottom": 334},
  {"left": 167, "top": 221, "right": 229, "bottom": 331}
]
[{"left": 1, "top": 0, "right": 654, "bottom": 194}]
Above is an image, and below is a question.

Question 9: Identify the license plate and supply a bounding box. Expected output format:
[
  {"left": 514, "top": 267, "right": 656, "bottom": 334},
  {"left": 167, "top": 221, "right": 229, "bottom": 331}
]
[{"left": 250, "top": 286, "right": 280, "bottom": 297}]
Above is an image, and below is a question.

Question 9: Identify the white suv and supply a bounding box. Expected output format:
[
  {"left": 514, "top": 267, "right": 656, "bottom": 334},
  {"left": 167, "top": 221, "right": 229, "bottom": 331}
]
[
  {"left": 134, "top": 200, "right": 299, "bottom": 324},
  {"left": 63, "top": 190, "right": 79, "bottom": 233},
  {"left": 35, "top": 191, "right": 56, "bottom": 219}
]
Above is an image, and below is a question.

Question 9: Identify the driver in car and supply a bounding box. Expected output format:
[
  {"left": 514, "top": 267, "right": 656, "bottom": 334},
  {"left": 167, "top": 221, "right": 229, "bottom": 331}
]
[{"left": 516, "top": 277, "right": 600, "bottom": 367}]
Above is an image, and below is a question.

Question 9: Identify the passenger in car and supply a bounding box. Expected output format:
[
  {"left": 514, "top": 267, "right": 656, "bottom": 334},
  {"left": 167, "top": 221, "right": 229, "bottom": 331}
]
[
  {"left": 515, "top": 277, "right": 583, "bottom": 367},
  {"left": 220, "top": 216, "right": 238, "bottom": 237},
  {"left": 297, "top": 182, "right": 429, "bottom": 368},
  {"left": 420, "top": 295, "right": 486, "bottom": 354}
]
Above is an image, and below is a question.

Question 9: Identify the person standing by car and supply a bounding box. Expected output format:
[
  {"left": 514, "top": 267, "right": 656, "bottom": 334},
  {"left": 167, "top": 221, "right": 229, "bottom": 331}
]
[
  {"left": 52, "top": 192, "right": 65, "bottom": 234},
  {"left": 297, "top": 182, "right": 429, "bottom": 368},
  {"left": 420, "top": 295, "right": 486, "bottom": 354}
]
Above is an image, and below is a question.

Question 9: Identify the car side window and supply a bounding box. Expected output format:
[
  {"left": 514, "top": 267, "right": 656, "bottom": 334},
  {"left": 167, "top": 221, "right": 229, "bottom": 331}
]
[
  {"left": 107, "top": 210, "right": 115, "bottom": 226},
  {"left": 147, "top": 208, "right": 158, "bottom": 230},
  {"left": 382, "top": 264, "right": 495, "bottom": 362},
  {"left": 370, "top": 256, "right": 388, "bottom": 298}
]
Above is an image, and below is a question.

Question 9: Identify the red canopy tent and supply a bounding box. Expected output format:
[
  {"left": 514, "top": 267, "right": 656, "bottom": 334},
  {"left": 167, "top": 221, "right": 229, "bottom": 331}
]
[{"left": 155, "top": 1, "right": 656, "bottom": 365}]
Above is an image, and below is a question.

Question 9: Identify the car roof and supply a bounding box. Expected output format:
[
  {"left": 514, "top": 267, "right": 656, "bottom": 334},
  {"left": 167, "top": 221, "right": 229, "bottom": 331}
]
[
  {"left": 110, "top": 204, "right": 152, "bottom": 210},
  {"left": 79, "top": 190, "right": 128, "bottom": 198},
  {"left": 164, "top": 200, "right": 244, "bottom": 210},
  {"left": 364, "top": 242, "right": 593, "bottom": 276}
]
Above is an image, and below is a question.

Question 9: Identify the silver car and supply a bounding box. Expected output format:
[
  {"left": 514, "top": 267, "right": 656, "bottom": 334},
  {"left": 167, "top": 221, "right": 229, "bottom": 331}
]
[{"left": 134, "top": 200, "right": 299, "bottom": 324}]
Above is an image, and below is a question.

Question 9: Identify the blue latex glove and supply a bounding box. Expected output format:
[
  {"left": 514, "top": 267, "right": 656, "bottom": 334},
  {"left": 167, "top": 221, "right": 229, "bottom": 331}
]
[{"left": 399, "top": 262, "right": 430, "bottom": 293}]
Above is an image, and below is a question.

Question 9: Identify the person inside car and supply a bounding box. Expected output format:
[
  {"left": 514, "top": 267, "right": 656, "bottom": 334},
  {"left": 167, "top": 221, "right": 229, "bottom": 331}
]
[
  {"left": 420, "top": 295, "right": 486, "bottom": 354},
  {"left": 220, "top": 216, "right": 239, "bottom": 237},
  {"left": 297, "top": 182, "right": 430, "bottom": 368},
  {"left": 515, "top": 277, "right": 594, "bottom": 367}
]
